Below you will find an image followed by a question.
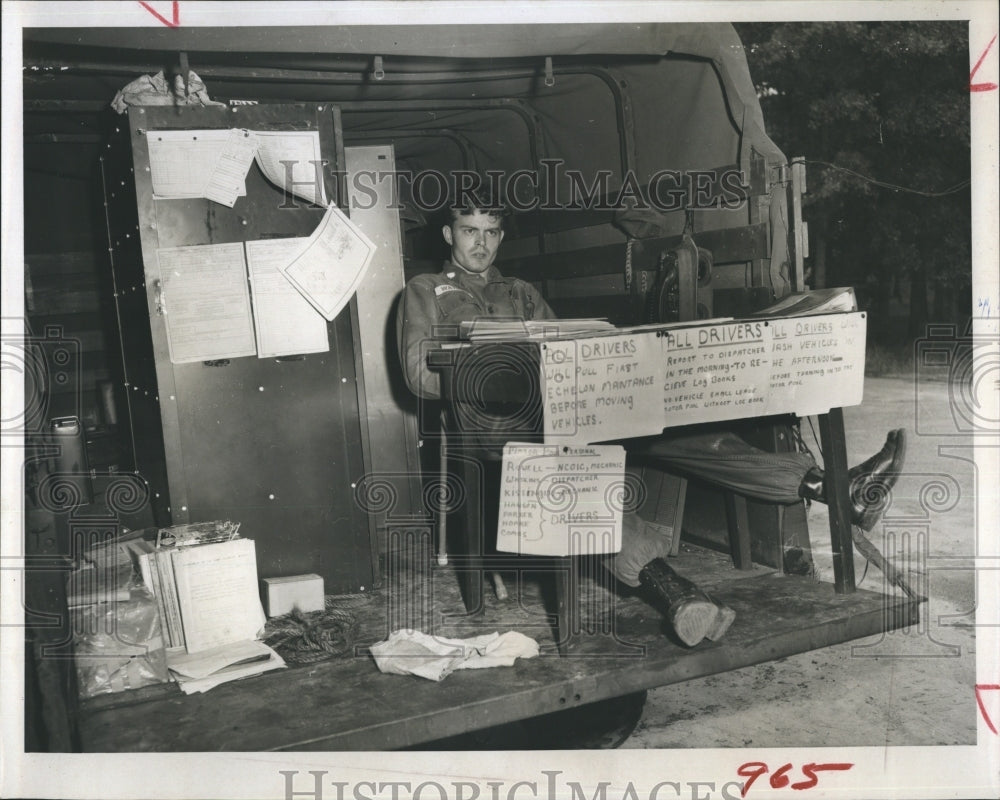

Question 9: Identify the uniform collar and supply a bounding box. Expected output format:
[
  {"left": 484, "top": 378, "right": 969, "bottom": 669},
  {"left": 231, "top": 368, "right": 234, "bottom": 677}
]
[{"left": 443, "top": 262, "right": 505, "bottom": 287}]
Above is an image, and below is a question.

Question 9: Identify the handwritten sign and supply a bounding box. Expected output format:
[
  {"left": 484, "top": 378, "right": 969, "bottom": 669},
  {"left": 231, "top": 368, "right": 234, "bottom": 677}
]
[
  {"left": 540, "top": 313, "right": 867, "bottom": 444},
  {"left": 764, "top": 313, "right": 866, "bottom": 416},
  {"left": 496, "top": 443, "right": 626, "bottom": 557},
  {"left": 661, "top": 320, "right": 771, "bottom": 425},
  {"left": 542, "top": 332, "right": 663, "bottom": 444}
]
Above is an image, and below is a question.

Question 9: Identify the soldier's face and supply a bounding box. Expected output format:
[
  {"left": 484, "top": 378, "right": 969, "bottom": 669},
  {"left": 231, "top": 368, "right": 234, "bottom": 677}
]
[{"left": 443, "top": 211, "right": 504, "bottom": 275}]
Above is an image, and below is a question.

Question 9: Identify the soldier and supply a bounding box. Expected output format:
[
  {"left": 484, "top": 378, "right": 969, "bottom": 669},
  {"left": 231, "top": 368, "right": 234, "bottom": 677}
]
[{"left": 397, "top": 196, "right": 905, "bottom": 646}]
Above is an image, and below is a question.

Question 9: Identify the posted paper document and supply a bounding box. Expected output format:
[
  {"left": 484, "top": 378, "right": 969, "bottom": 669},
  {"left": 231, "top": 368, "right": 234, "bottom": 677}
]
[
  {"left": 280, "top": 204, "right": 376, "bottom": 321},
  {"left": 246, "top": 237, "right": 330, "bottom": 358},
  {"left": 156, "top": 242, "right": 257, "bottom": 364}
]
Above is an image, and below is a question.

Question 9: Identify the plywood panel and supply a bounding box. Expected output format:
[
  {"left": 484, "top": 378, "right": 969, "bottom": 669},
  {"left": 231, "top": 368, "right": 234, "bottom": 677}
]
[{"left": 107, "top": 104, "right": 377, "bottom": 593}]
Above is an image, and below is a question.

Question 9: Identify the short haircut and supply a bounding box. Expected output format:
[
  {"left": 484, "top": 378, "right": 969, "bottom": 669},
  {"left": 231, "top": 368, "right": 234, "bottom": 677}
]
[{"left": 447, "top": 189, "right": 505, "bottom": 224}]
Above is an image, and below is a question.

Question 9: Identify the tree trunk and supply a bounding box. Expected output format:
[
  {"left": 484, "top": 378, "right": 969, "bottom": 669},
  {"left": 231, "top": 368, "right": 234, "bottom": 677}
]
[
  {"left": 868, "top": 280, "right": 893, "bottom": 344},
  {"left": 811, "top": 216, "right": 828, "bottom": 289},
  {"left": 908, "top": 268, "right": 929, "bottom": 343}
]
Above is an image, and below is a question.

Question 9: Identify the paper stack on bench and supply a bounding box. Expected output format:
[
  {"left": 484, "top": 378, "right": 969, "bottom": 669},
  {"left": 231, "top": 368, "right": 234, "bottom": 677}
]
[
  {"left": 460, "top": 317, "right": 615, "bottom": 340},
  {"left": 749, "top": 286, "right": 857, "bottom": 317},
  {"left": 129, "top": 521, "right": 285, "bottom": 694}
]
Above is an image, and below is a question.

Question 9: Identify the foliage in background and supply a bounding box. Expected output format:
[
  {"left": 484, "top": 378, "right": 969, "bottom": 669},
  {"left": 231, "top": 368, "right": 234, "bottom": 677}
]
[{"left": 734, "top": 22, "right": 972, "bottom": 345}]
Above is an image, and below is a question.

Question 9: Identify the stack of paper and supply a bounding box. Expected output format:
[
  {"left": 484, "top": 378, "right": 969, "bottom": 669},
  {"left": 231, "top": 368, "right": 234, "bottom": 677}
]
[
  {"left": 66, "top": 562, "right": 135, "bottom": 608},
  {"left": 155, "top": 520, "right": 240, "bottom": 549},
  {"left": 169, "top": 538, "right": 266, "bottom": 652},
  {"left": 460, "top": 317, "right": 615, "bottom": 341},
  {"left": 77, "top": 527, "right": 152, "bottom": 572},
  {"left": 166, "top": 536, "right": 285, "bottom": 693},
  {"left": 751, "top": 287, "right": 857, "bottom": 317},
  {"left": 130, "top": 524, "right": 285, "bottom": 692},
  {"left": 67, "top": 528, "right": 156, "bottom": 608},
  {"left": 166, "top": 639, "right": 284, "bottom": 695}
]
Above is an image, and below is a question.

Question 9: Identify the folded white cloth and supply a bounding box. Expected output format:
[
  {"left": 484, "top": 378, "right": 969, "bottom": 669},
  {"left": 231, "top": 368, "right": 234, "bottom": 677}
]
[
  {"left": 370, "top": 630, "right": 539, "bottom": 681},
  {"left": 111, "top": 70, "right": 226, "bottom": 114}
]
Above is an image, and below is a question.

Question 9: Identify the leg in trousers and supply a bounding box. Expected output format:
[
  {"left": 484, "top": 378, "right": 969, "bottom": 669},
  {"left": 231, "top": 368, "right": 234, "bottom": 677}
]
[
  {"left": 613, "top": 429, "right": 908, "bottom": 645},
  {"left": 625, "top": 430, "right": 814, "bottom": 504}
]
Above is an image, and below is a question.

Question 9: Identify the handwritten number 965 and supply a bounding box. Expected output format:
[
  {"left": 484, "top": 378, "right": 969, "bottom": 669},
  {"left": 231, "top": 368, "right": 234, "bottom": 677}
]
[{"left": 736, "top": 762, "right": 854, "bottom": 796}]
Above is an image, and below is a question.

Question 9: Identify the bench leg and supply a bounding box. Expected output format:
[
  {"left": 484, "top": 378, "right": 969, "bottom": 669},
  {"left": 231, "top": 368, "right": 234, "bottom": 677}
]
[
  {"left": 554, "top": 556, "right": 576, "bottom": 655},
  {"left": 449, "top": 452, "right": 486, "bottom": 614},
  {"left": 818, "top": 408, "right": 857, "bottom": 593},
  {"left": 723, "top": 492, "right": 754, "bottom": 570}
]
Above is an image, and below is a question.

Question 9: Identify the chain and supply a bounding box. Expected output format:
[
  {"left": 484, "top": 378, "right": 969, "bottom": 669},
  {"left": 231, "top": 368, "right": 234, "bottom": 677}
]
[{"left": 624, "top": 238, "right": 634, "bottom": 293}]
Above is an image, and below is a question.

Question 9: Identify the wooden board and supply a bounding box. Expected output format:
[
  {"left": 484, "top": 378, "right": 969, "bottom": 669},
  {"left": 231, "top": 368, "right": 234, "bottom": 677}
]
[
  {"left": 78, "top": 545, "right": 919, "bottom": 752},
  {"left": 102, "top": 104, "right": 378, "bottom": 593}
]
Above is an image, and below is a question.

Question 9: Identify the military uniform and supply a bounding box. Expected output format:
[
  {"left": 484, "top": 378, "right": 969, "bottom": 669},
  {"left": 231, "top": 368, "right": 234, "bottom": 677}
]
[
  {"left": 397, "top": 263, "right": 556, "bottom": 400},
  {"left": 395, "top": 258, "right": 905, "bottom": 648},
  {"left": 396, "top": 262, "right": 897, "bottom": 514}
]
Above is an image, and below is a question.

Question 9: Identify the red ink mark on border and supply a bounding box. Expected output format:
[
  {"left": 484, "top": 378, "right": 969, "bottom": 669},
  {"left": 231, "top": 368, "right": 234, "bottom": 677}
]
[
  {"left": 139, "top": 1, "right": 180, "bottom": 27},
  {"left": 975, "top": 684, "right": 1000, "bottom": 734},
  {"left": 737, "top": 763, "right": 768, "bottom": 797},
  {"left": 736, "top": 762, "right": 854, "bottom": 796},
  {"left": 791, "top": 763, "right": 854, "bottom": 791},
  {"left": 970, "top": 34, "right": 998, "bottom": 92}
]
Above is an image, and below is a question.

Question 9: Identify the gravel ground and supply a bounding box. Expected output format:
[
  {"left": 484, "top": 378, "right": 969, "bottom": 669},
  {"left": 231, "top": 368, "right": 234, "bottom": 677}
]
[{"left": 625, "top": 377, "right": 980, "bottom": 748}]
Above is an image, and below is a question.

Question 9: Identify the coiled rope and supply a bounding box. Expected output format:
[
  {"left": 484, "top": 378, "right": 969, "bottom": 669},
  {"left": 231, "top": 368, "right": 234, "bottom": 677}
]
[{"left": 263, "top": 594, "right": 372, "bottom": 664}]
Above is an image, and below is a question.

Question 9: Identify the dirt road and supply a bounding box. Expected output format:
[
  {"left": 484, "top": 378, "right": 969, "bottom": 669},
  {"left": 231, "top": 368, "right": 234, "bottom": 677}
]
[{"left": 626, "top": 377, "right": 980, "bottom": 748}]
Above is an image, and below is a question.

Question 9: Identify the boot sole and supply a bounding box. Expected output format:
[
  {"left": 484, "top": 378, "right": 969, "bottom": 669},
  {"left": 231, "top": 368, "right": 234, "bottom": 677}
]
[{"left": 855, "top": 429, "right": 908, "bottom": 531}]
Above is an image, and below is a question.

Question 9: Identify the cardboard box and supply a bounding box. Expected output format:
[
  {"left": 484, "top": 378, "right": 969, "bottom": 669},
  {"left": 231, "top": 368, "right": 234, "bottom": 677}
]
[{"left": 263, "top": 574, "right": 325, "bottom": 617}]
